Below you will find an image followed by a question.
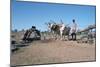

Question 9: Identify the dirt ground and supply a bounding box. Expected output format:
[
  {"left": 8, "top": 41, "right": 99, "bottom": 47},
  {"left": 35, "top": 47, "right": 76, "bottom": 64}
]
[{"left": 10, "top": 39, "right": 96, "bottom": 66}]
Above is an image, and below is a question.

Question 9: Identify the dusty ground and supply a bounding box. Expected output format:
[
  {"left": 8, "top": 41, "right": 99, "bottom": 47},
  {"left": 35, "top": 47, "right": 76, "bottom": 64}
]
[{"left": 10, "top": 39, "right": 96, "bottom": 66}]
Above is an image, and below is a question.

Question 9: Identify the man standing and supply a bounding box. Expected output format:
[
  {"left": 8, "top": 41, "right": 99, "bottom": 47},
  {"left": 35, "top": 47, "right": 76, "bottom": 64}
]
[{"left": 70, "top": 19, "right": 77, "bottom": 40}]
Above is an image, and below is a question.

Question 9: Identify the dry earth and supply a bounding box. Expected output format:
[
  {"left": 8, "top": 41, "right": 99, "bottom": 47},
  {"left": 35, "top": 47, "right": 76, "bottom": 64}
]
[{"left": 11, "top": 39, "right": 96, "bottom": 66}]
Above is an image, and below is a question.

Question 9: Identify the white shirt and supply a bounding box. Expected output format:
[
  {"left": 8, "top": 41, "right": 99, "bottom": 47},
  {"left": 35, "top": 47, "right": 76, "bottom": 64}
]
[{"left": 70, "top": 22, "right": 77, "bottom": 33}]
